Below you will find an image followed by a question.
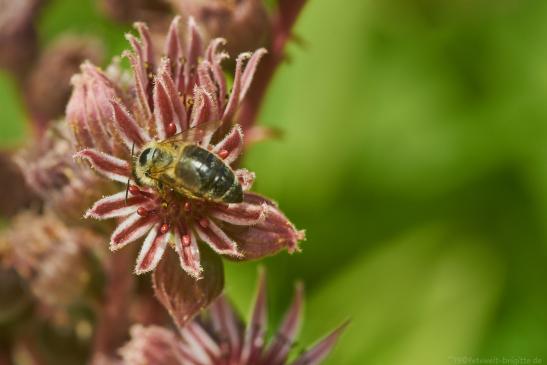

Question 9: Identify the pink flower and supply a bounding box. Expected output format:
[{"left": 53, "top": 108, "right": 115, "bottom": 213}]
[
  {"left": 120, "top": 271, "right": 347, "bottom": 365},
  {"left": 68, "top": 17, "right": 304, "bottom": 278}
]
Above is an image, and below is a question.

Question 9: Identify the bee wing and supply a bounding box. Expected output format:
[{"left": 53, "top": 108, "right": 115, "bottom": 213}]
[{"left": 158, "top": 120, "right": 224, "bottom": 147}]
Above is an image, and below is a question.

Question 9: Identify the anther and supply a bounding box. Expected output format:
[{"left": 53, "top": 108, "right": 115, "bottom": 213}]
[
  {"left": 199, "top": 218, "right": 209, "bottom": 228},
  {"left": 218, "top": 149, "right": 229, "bottom": 159},
  {"left": 129, "top": 185, "right": 140, "bottom": 195},
  {"left": 166, "top": 122, "right": 177, "bottom": 136},
  {"left": 182, "top": 234, "right": 191, "bottom": 246},
  {"left": 137, "top": 207, "right": 148, "bottom": 217},
  {"left": 160, "top": 223, "right": 170, "bottom": 235}
]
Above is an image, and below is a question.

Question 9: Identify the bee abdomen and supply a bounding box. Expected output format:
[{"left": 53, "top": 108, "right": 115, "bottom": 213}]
[{"left": 175, "top": 145, "right": 243, "bottom": 203}]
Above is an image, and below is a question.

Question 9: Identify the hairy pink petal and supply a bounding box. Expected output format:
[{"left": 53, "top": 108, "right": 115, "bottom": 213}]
[
  {"left": 209, "top": 296, "right": 243, "bottom": 363},
  {"left": 197, "top": 61, "right": 219, "bottom": 109},
  {"left": 241, "top": 269, "right": 268, "bottom": 364},
  {"left": 67, "top": 75, "right": 94, "bottom": 149},
  {"left": 189, "top": 88, "right": 218, "bottom": 146},
  {"left": 120, "top": 325, "right": 186, "bottom": 365},
  {"left": 110, "top": 212, "right": 158, "bottom": 251},
  {"left": 239, "top": 48, "right": 267, "bottom": 102},
  {"left": 135, "top": 226, "right": 170, "bottom": 274},
  {"left": 80, "top": 63, "right": 119, "bottom": 154},
  {"left": 174, "top": 223, "right": 202, "bottom": 279},
  {"left": 223, "top": 52, "right": 251, "bottom": 122},
  {"left": 208, "top": 202, "right": 267, "bottom": 226},
  {"left": 263, "top": 283, "right": 304, "bottom": 365},
  {"left": 213, "top": 125, "right": 244, "bottom": 165},
  {"left": 180, "top": 321, "right": 221, "bottom": 363},
  {"left": 74, "top": 148, "right": 131, "bottom": 183},
  {"left": 134, "top": 22, "right": 154, "bottom": 71},
  {"left": 222, "top": 194, "right": 304, "bottom": 260},
  {"left": 290, "top": 321, "right": 349, "bottom": 365},
  {"left": 205, "top": 38, "right": 228, "bottom": 111},
  {"left": 154, "top": 59, "right": 187, "bottom": 138},
  {"left": 243, "top": 192, "right": 278, "bottom": 207},
  {"left": 194, "top": 218, "right": 241, "bottom": 257},
  {"left": 124, "top": 50, "right": 153, "bottom": 127},
  {"left": 235, "top": 169, "right": 256, "bottom": 191},
  {"left": 111, "top": 99, "right": 149, "bottom": 148},
  {"left": 183, "top": 17, "right": 203, "bottom": 93},
  {"left": 85, "top": 191, "right": 148, "bottom": 219},
  {"left": 164, "top": 16, "right": 182, "bottom": 76},
  {"left": 153, "top": 248, "right": 224, "bottom": 328}
]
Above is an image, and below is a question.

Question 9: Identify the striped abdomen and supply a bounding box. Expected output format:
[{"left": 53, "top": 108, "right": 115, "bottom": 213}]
[{"left": 174, "top": 144, "right": 242, "bottom": 203}]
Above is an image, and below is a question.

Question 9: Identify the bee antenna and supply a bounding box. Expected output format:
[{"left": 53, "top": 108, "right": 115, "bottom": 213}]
[
  {"left": 125, "top": 177, "right": 130, "bottom": 205},
  {"left": 125, "top": 143, "right": 136, "bottom": 205}
]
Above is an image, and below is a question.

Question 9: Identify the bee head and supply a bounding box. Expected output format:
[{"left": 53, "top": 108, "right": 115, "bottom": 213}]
[{"left": 132, "top": 142, "right": 172, "bottom": 188}]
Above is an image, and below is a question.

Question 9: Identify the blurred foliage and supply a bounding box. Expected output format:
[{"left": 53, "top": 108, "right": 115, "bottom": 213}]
[{"left": 2, "top": 0, "right": 547, "bottom": 364}]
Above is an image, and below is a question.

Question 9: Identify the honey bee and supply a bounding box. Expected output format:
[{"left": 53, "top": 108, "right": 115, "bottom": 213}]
[{"left": 131, "top": 120, "right": 243, "bottom": 203}]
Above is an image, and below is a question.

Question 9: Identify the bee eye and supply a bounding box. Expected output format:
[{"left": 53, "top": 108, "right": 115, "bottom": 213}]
[{"left": 139, "top": 148, "right": 152, "bottom": 166}]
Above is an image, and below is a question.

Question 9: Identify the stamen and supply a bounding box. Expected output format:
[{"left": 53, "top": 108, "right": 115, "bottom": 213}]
[
  {"left": 160, "top": 223, "right": 170, "bottom": 235},
  {"left": 137, "top": 207, "right": 148, "bottom": 217},
  {"left": 218, "top": 149, "right": 229, "bottom": 159},
  {"left": 182, "top": 234, "right": 191, "bottom": 246},
  {"left": 166, "top": 122, "right": 177, "bottom": 136},
  {"left": 199, "top": 218, "right": 209, "bottom": 228}
]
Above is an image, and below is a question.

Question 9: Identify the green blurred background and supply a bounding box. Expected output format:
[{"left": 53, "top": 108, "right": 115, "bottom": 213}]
[{"left": 2, "top": 0, "right": 547, "bottom": 364}]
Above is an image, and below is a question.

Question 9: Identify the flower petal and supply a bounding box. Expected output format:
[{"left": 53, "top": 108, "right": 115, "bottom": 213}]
[
  {"left": 205, "top": 38, "right": 228, "bottom": 110},
  {"left": 193, "top": 218, "right": 241, "bottom": 257},
  {"left": 67, "top": 74, "right": 94, "bottom": 149},
  {"left": 154, "top": 58, "right": 187, "bottom": 138},
  {"left": 208, "top": 202, "right": 267, "bottom": 226},
  {"left": 241, "top": 269, "right": 268, "bottom": 364},
  {"left": 152, "top": 247, "right": 224, "bottom": 328},
  {"left": 74, "top": 148, "right": 131, "bottom": 183},
  {"left": 164, "top": 16, "right": 182, "bottom": 75},
  {"left": 85, "top": 191, "right": 148, "bottom": 219},
  {"left": 174, "top": 223, "right": 202, "bottom": 279},
  {"left": 189, "top": 87, "right": 219, "bottom": 146},
  {"left": 197, "top": 61, "right": 221, "bottom": 117},
  {"left": 209, "top": 295, "right": 243, "bottom": 362},
  {"left": 239, "top": 48, "right": 267, "bottom": 102},
  {"left": 222, "top": 194, "right": 305, "bottom": 260},
  {"left": 135, "top": 226, "right": 170, "bottom": 274},
  {"left": 111, "top": 98, "right": 149, "bottom": 148},
  {"left": 134, "top": 22, "right": 154, "bottom": 72},
  {"left": 180, "top": 321, "right": 222, "bottom": 363},
  {"left": 123, "top": 49, "right": 152, "bottom": 127},
  {"left": 263, "top": 283, "right": 304, "bottom": 365},
  {"left": 235, "top": 169, "right": 256, "bottom": 191},
  {"left": 183, "top": 17, "right": 203, "bottom": 94},
  {"left": 110, "top": 212, "right": 158, "bottom": 251},
  {"left": 222, "top": 52, "right": 251, "bottom": 122},
  {"left": 213, "top": 125, "right": 244, "bottom": 165},
  {"left": 290, "top": 321, "right": 349, "bottom": 365},
  {"left": 243, "top": 192, "right": 278, "bottom": 207},
  {"left": 120, "top": 325, "right": 187, "bottom": 365}
]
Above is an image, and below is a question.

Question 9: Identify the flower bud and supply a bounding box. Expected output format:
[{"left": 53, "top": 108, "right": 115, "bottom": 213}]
[
  {"left": 25, "top": 35, "right": 104, "bottom": 127},
  {"left": 168, "top": 0, "right": 271, "bottom": 56}
]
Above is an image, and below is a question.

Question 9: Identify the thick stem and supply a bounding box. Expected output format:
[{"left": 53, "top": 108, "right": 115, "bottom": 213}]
[
  {"left": 238, "top": 0, "right": 308, "bottom": 129},
  {"left": 90, "top": 248, "right": 135, "bottom": 364}
]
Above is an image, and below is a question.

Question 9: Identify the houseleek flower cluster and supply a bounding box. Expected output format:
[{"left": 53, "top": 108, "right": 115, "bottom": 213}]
[
  {"left": 67, "top": 17, "right": 304, "bottom": 277},
  {"left": 0, "top": 3, "right": 346, "bottom": 364}
]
